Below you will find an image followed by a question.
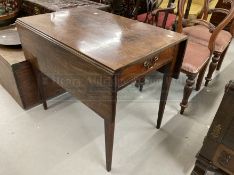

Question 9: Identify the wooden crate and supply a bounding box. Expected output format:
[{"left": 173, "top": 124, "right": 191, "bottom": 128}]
[{"left": 0, "top": 45, "right": 65, "bottom": 109}]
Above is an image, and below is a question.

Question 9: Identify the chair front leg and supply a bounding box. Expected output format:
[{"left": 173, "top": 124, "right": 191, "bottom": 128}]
[
  {"left": 180, "top": 74, "right": 196, "bottom": 114},
  {"left": 135, "top": 77, "right": 146, "bottom": 91},
  {"left": 139, "top": 77, "right": 145, "bottom": 91},
  {"left": 216, "top": 46, "right": 228, "bottom": 71},
  {"left": 205, "top": 52, "right": 221, "bottom": 86},
  {"left": 196, "top": 62, "right": 209, "bottom": 91}
]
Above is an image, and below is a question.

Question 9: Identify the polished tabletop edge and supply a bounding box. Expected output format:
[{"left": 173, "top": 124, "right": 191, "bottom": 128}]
[
  {"left": 16, "top": 19, "right": 116, "bottom": 74},
  {"left": 16, "top": 7, "right": 188, "bottom": 73}
]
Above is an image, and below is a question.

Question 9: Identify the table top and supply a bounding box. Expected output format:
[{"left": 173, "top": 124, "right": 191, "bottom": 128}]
[{"left": 17, "top": 7, "right": 187, "bottom": 72}]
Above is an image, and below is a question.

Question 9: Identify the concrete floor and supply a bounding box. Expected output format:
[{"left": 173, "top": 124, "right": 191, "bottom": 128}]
[{"left": 0, "top": 40, "right": 233, "bottom": 175}]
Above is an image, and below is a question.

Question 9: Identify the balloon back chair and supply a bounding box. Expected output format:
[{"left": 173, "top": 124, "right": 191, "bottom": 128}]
[
  {"left": 178, "top": 0, "right": 234, "bottom": 114},
  {"left": 182, "top": 0, "right": 234, "bottom": 87},
  {"left": 133, "top": 0, "right": 177, "bottom": 30}
]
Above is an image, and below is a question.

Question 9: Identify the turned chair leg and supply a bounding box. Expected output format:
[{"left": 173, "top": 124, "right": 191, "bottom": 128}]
[
  {"left": 135, "top": 77, "right": 146, "bottom": 91},
  {"left": 180, "top": 74, "right": 196, "bottom": 114},
  {"left": 196, "top": 62, "right": 209, "bottom": 91},
  {"left": 216, "top": 46, "right": 228, "bottom": 71},
  {"left": 139, "top": 77, "right": 145, "bottom": 91},
  {"left": 205, "top": 52, "right": 221, "bottom": 86}
]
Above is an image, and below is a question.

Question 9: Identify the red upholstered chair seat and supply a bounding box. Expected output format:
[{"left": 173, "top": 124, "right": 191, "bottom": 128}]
[
  {"left": 137, "top": 12, "right": 176, "bottom": 30},
  {"left": 182, "top": 41, "right": 211, "bottom": 74},
  {"left": 183, "top": 25, "right": 232, "bottom": 52}
]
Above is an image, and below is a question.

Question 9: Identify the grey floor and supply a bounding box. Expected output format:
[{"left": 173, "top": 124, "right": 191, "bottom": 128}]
[{"left": 0, "top": 40, "right": 233, "bottom": 175}]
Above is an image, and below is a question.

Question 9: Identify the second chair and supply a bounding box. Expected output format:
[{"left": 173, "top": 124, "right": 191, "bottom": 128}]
[{"left": 182, "top": 0, "right": 234, "bottom": 87}]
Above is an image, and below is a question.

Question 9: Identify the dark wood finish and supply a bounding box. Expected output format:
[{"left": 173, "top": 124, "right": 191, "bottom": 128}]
[
  {"left": 105, "top": 119, "right": 116, "bottom": 171},
  {"left": 177, "top": 0, "right": 234, "bottom": 114},
  {"left": 190, "top": 0, "right": 234, "bottom": 86},
  {"left": 16, "top": 7, "right": 187, "bottom": 171},
  {"left": 177, "top": 0, "right": 212, "bottom": 114},
  {"left": 18, "top": 0, "right": 108, "bottom": 109},
  {"left": 180, "top": 74, "right": 196, "bottom": 114},
  {"left": 133, "top": 0, "right": 176, "bottom": 28},
  {"left": 0, "top": 45, "right": 64, "bottom": 109},
  {"left": 35, "top": 69, "right": 48, "bottom": 110},
  {"left": 210, "top": 0, "right": 234, "bottom": 31},
  {"left": 217, "top": 46, "right": 228, "bottom": 71},
  {"left": 205, "top": 51, "right": 221, "bottom": 86},
  {"left": 192, "top": 80, "right": 234, "bottom": 175},
  {"left": 0, "top": 46, "right": 24, "bottom": 107},
  {"left": 184, "top": 0, "right": 192, "bottom": 19},
  {"left": 133, "top": 0, "right": 177, "bottom": 92},
  {"left": 20, "top": 0, "right": 110, "bottom": 16},
  {"left": 203, "top": 0, "right": 234, "bottom": 86},
  {"left": 196, "top": 62, "right": 209, "bottom": 91},
  {"left": 157, "top": 63, "right": 172, "bottom": 128},
  {"left": 135, "top": 77, "right": 145, "bottom": 92}
]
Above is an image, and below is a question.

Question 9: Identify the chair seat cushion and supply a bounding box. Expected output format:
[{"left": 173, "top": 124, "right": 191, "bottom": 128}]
[
  {"left": 182, "top": 41, "right": 210, "bottom": 74},
  {"left": 137, "top": 12, "right": 176, "bottom": 30},
  {"left": 183, "top": 25, "right": 232, "bottom": 52}
]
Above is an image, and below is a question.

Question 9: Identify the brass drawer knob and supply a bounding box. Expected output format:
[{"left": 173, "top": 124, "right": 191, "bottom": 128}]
[{"left": 144, "top": 57, "right": 159, "bottom": 69}]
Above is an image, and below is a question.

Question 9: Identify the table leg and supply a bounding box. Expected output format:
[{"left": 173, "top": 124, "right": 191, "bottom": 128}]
[
  {"left": 35, "top": 69, "right": 48, "bottom": 110},
  {"left": 105, "top": 119, "right": 115, "bottom": 171},
  {"left": 157, "top": 64, "right": 172, "bottom": 129}
]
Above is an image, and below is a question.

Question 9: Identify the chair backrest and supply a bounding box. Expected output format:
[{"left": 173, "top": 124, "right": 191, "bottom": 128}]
[
  {"left": 183, "top": 0, "right": 218, "bottom": 19},
  {"left": 202, "top": 0, "right": 234, "bottom": 45},
  {"left": 0, "top": 0, "right": 21, "bottom": 21},
  {"left": 177, "top": 0, "right": 234, "bottom": 52},
  {"left": 152, "top": 0, "right": 176, "bottom": 29},
  {"left": 132, "top": 0, "right": 162, "bottom": 19},
  {"left": 147, "top": 0, "right": 162, "bottom": 12}
]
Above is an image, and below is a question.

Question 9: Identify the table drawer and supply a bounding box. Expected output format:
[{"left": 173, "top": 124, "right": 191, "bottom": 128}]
[
  {"left": 213, "top": 144, "right": 234, "bottom": 174},
  {"left": 117, "top": 47, "right": 174, "bottom": 89}
]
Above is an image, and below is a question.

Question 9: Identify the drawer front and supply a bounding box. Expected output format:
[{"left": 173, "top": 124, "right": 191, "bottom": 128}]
[
  {"left": 213, "top": 144, "right": 234, "bottom": 174},
  {"left": 117, "top": 46, "right": 175, "bottom": 89}
]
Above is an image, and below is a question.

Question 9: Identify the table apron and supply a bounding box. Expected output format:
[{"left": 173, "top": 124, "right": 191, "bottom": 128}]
[{"left": 17, "top": 24, "right": 117, "bottom": 121}]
